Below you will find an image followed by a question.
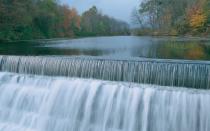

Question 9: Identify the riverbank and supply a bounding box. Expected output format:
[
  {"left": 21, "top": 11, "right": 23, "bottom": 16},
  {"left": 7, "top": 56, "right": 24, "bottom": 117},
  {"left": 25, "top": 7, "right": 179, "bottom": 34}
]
[
  {"left": 1, "top": 35, "right": 210, "bottom": 43},
  {"left": 0, "top": 34, "right": 131, "bottom": 43},
  {"left": 132, "top": 29, "right": 210, "bottom": 38}
]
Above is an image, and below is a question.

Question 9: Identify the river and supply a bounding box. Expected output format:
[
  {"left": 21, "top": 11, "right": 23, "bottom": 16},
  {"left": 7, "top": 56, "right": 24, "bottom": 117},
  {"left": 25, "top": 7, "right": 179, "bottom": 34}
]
[{"left": 1, "top": 36, "right": 210, "bottom": 60}]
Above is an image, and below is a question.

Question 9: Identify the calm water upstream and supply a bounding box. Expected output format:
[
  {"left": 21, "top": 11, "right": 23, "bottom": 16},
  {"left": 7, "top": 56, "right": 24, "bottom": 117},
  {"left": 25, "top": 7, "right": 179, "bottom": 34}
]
[{"left": 0, "top": 36, "right": 210, "bottom": 60}]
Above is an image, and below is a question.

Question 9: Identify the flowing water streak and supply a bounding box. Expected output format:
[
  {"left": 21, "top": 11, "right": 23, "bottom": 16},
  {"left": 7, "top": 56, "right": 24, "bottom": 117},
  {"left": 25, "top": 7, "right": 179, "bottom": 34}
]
[
  {"left": 0, "top": 72, "right": 209, "bottom": 131},
  {"left": 0, "top": 55, "right": 209, "bottom": 89}
]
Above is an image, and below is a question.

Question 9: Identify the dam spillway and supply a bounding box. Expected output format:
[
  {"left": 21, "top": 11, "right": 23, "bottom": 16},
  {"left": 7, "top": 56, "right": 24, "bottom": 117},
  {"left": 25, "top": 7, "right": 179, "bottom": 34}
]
[
  {"left": 0, "top": 55, "right": 209, "bottom": 131},
  {"left": 0, "top": 72, "right": 209, "bottom": 131},
  {"left": 0, "top": 55, "right": 209, "bottom": 89}
]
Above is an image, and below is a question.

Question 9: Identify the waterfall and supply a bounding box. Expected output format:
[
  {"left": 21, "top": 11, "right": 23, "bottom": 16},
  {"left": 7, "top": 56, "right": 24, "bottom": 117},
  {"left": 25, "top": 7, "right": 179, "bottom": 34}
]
[
  {"left": 0, "top": 72, "right": 209, "bottom": 131},
  {"left": 0, "top": 55, "right": 209, "bottom": 89}
]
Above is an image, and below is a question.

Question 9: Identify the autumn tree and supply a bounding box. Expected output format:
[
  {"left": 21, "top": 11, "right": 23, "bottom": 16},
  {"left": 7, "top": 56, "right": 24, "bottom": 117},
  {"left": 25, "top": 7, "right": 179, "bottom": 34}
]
[
  {"left": 134, "top": 0, "right": 209, "bottom": 35},
  {"left": 61, "top": 6, "right": 80, "bottom": 37},
  {"left": 187, "top": 0, "right": 207, "bottom": 32}
]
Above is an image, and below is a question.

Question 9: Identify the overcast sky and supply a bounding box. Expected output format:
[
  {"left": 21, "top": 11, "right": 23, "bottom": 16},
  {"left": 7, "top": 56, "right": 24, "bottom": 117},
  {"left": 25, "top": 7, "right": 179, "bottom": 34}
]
[{"left": 61, "top": 0, "right": 141, "bottom": 24}]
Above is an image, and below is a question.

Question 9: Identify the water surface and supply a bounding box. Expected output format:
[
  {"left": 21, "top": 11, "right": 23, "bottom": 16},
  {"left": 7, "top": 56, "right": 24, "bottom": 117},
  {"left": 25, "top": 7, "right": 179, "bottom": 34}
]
[{"left": 0, "top": 36, "right": 210, "bottom": 60}]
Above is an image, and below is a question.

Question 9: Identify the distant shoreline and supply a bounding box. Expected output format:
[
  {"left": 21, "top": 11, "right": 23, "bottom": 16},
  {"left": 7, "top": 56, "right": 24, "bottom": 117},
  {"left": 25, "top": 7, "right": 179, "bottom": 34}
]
[
  {"left": 0, "top": 34, "right": 130, "bottom": 42},
  {"left": 1, "top": 35, "right": 210, "bottom": 43}
]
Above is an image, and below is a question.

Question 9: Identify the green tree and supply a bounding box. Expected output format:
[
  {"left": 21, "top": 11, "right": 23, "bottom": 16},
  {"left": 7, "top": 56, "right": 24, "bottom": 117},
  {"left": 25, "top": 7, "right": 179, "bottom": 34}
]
[{"left": 81, "top": 6, "right": 129, "bottom": 36}]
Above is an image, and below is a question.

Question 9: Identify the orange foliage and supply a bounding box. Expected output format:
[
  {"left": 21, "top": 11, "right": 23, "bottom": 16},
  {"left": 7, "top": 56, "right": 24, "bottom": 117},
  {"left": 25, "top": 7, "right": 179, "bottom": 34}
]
[
  {"left": 63, "top": 7, "right": 80, "bottom": 27},
  {"left": 187, "top": 2, "right": 207, "bottom": 30},
  {"left": 62, "top": 6, "right": 81, "bottom": 36}
]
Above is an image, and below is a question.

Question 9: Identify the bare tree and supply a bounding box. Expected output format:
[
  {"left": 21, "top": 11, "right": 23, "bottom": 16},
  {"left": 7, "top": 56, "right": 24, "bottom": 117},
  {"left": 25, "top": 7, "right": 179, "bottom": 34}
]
[{"left": 131, "top": 8, "right": 143, "bottom": 27}]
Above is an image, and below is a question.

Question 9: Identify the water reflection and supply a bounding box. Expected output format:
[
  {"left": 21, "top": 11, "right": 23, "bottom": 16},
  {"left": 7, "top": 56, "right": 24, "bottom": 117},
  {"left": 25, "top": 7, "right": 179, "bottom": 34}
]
[
  {"left": 131, "top": 41, "right": 210, "bottom": 60},
  {"left": 0, "top": 36, "right": 210, "bottom": 60},
  {"left": 154, "top": 42, "right": 210, "bottom": 60}
]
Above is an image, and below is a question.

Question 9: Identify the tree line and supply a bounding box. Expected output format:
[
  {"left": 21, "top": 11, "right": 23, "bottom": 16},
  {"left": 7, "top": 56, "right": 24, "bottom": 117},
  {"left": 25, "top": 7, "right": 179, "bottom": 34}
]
[
  {"left": 0, "top": 0, "right": 129, "bottom": 41},
  {"left": 133, "top": 0, "right": 210, "bottom": 36}
]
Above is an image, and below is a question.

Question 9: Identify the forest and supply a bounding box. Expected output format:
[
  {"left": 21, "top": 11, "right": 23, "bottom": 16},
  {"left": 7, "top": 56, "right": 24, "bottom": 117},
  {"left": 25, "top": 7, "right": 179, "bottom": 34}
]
[
  {"left": 133, "top": 0, "right": 210, "bottom": 36},
  {"left": 1, "top": 0, "right": 209, "bottom": 41},
  {"left": 0, "top": 0, "right": 129, "bottom": 41}
]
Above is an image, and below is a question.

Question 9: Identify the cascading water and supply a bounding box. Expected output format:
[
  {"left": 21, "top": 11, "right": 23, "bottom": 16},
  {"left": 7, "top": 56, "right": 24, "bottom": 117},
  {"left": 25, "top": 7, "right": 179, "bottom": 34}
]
[
  {"left": 0, "top": 72, "right": 209, "bottom": 131},
  {"left": 0, "top": 55, "right": 209, "bottom": 89}
]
